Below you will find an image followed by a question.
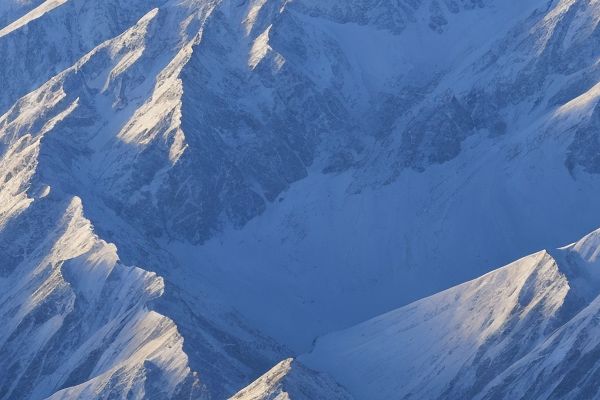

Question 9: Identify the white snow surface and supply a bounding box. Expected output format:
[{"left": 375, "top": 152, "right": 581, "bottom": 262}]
[
  {"left": 0, "top": 0, "right": 599, "bottom": 398},
  {"left": 301, "top": 228, "right": 600, "bottom": 400},
  {"left": 230, "top": 358, "right": 353, "bottom": 400}
]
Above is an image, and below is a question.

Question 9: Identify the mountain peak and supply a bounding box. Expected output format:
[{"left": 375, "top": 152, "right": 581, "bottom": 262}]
[{"left": 0, "top": 0, "right": 599, "bottom": 398}]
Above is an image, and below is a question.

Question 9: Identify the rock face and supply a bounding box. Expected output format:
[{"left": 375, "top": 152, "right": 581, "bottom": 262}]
[{"left": 0, "top": 0, "right": 599, "bottom": 398}]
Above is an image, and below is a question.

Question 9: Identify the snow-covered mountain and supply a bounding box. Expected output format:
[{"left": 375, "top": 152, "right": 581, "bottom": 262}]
[
  {"left": 0, "top": 0, "right": 599, "bottom": 398},
  {"left": 230, "top": 358, "right": 352, "bottom": 400},
  {"left": 300, "top": 228, "right": 600, "bottom": 400}
]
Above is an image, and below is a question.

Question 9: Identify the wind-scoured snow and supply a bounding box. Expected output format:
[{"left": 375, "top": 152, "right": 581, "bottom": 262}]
[
  {"left": 0, "top": 0, "right": 68, "bottom": 38},
  {"left": 300, "top": 228, "right": 600, "bottom": 399},
  {"left": 230, "top": 358, "right": 353, "bottom": 400},
  {"left": 0, "top": 0, "right": 599, "bottom": 398},
  {"left": 0, "top": 193, "right": 202, "bottom": 398}
]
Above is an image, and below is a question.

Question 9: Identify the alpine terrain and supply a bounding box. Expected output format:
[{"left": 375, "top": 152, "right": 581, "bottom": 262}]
[{"left": 0, "top": 0, "right": 599, "bottom": 398}]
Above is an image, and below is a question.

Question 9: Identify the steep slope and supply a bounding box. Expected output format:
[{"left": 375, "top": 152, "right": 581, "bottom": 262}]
[
  {"left": 0, "top": 0, "right": 599, "bottom": 398},
  {"left": 0, "top": 0, "right": 46, "bottom": 27},
  {"left": 0, "top": 0, "right": 293, "bottom": 397},
  {"left": 0, "top": 193, "right": 201, "bottom": 399},
  {"left": 164, "top": 0, "right": 600, "bottom": 351},
  {"left": 0, "top": 60, "right": 202, "bottom": 397},
  {"left": 300, "top": 228, "right": 600, "bottom": 400},
  {"left": 476, "top": 230, "right": 600, "bottom": 400},
  {"left": 230, "top": 358, "right": 353, "bottom": 400}
]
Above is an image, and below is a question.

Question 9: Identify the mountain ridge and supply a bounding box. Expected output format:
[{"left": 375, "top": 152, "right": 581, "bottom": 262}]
[
  {"left": 0, "top": 0, "right": 598, "bottom": 398},
  {"left": 300, "top": 228, "right": 600, "bottom": 400}
]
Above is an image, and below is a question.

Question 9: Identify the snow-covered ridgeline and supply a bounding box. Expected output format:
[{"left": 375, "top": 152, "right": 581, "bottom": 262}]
[
  {"left": 0, "top": 0, "right": 598, "bottom": 398},
  {"left": 0, "top": 185, "right": 200, "bottom": 398},
  {"left": 298, "top": 228, "right": 600, "bottom": 400}
]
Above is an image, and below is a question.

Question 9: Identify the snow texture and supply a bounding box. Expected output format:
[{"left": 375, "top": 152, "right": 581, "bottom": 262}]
[{"left": 0, "top": 0, "right": 599, "bottom": 398}]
